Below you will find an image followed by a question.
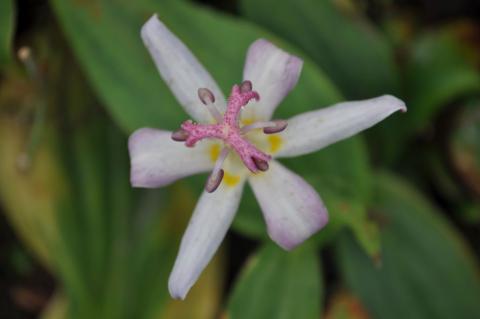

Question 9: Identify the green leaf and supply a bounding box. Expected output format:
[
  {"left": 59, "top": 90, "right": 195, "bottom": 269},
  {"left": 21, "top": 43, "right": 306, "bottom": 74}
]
[
  {"left": 240, "top": 0, "right": 400, "bottom": 99},
  {"left": 406, "top": 30, "right": 480, "bottom": 131},
  {"left": 227, "top": 243, "right": 322, "bottom": 319},
  {"left": 373, "top": 27, "right": 480, "bottom": 163},
  {"left": 336, "top": 172, "right": 480, "bottom": 319},
  {"left": 0, "top": 0, "right": 14, "bottom": 68}
]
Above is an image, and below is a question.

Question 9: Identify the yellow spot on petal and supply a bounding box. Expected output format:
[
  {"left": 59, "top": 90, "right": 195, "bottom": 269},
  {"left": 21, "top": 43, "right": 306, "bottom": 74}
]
[
  {"left": 224, "top": 171, "right": 240, "bottom": 187},
  {"left": 209, "top": 144, "right": 221, "bottom": 162},
  {"left": 241, "top": 118, "right": 255, "bottom": 126},
  {"left": 268, "top": 135, "right": 283, "bottom": 153}
]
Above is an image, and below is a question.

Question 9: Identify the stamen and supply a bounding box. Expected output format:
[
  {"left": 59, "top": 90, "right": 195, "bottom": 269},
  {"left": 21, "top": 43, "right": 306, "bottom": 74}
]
[
  {"left": 252, "top": 157, "right": 269, "bottom": 172},
  {"left": 198, "top": 88, "right": 222, "bottom": 122},
  {"left": 241, "top": 121, "right": 275, "bottom": 133},
  {"left": 171, "top": 129, "right": 189, "bottom": 141},
  {"left": 205, "top": 147, "right": 230, "bottom": 193},
  {"left": 241, "top": 120, "right": 287, "bottom": 134}
]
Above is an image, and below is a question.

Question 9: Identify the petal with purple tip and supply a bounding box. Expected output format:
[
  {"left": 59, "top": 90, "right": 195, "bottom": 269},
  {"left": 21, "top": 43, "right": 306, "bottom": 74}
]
[
  {"left": 168, "top": 181, "right": 245, "bottom": 299},
  {"left": 242, "top": 39, "right": 303, "bottom": 121},
  {"left": 249, "top": 161, "right": 328, "bottom": 250},
  {"left": 129, "top": 128, "right": 213, "bottom": 187},
  {"left": 141, "top": 15, "right": 226, "bottom": 123},
  {"left": 276, "top": 95, "right": 407, "bottom": 158}
]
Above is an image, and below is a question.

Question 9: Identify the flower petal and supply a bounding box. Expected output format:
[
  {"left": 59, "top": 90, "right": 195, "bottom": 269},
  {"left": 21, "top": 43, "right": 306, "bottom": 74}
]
[
  {"left": 168, "top": 181, "right": 245, "bottom": 299},
  {"left": 242, "top": 39, "right": 303, "bottom": 121},
  {"left": 249, "top": 161, "right": 328, "bottom": 250},
  {"left": 276, "top": 95, "right": 407, "bottom": 158},
  {"left": 129, "top": 128, "right": 213, "bottom": 187},
  {"left": 141, "top": 15, "right": 226, "bottom": 123}
]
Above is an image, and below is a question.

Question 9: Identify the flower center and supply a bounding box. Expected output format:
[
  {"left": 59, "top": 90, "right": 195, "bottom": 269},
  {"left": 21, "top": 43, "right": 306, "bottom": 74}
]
[{"left": 171, "top": 81, "right": 287, "bottom": 192}]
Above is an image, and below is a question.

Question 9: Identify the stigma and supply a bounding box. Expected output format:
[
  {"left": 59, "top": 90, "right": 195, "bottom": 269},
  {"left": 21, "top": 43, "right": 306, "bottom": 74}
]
[{"left": 171, "top": 81, "right": 287, "bottom": 192}]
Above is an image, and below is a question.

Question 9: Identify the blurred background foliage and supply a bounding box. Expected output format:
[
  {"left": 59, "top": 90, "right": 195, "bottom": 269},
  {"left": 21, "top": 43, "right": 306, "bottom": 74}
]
[{"left": 0, "top": 0, "right": 479, "bottom": 318}]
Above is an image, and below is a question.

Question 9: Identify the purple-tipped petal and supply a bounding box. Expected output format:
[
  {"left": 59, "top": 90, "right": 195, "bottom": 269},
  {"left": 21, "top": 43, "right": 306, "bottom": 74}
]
[
  {"left": 242, "top": 39, "right": 303, "bottom": 121},
  {"left": 276, "top": 95, "right": 407, "bottom": 158},
  {"left": 141, "top": 15, "right": 226, "bottom": 123},
  {"left": 168, "top": 181, "right": 245, "bottom": 299},
  {"left": 129, "top": 128, "right": 213, "bottom": 187},
  {"left": 249, "top": 161, "right": 328, "bottom": 250}
]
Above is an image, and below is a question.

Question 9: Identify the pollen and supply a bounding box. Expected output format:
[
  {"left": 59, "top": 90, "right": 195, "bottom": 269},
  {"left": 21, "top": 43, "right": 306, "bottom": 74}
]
[
  {"left": 268, "top": 135, "right": 283, "bottom": 153},
  {"left": 223, "top": 171, "right": 240, "bottom": 187},
  {"left": 209, "top": 144, "right": 221, "bottom": 162}
]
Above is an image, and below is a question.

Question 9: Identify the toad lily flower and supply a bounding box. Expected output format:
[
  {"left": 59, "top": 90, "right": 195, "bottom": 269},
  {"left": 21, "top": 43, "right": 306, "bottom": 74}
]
[{"left": 129, "top": 15, "right": 406, "bottom": 300}]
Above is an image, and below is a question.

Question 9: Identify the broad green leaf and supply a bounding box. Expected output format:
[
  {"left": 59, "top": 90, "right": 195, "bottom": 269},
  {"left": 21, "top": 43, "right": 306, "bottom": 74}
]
[
  {"left": 406, "top": 30, "right": 480, "bottom": 131},
  {"left": 337, "top": 172, "right": 480, "bottom": 319},
  {"left": 240, "top": 0, "right": 400, "bottom": 99},
  {"left": 227, "top": 243, "right": 322, "bottom": 319},
  {"left": 51, "top": 0, "right": 375, "bottom": 246},
  {"left": 0, "top": 0, "right": 14, "bottom": 68},
  {"left": 373, "top": 27, "right": 480, "bottom": 163}
]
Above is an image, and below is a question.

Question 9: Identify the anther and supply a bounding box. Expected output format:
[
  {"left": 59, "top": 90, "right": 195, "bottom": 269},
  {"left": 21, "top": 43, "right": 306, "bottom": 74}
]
[
  {"left": 240, "top": 80, "right": 252, "bottom": 93},
  {"left": 205, "top": 169, "right": 224, "bottom": 193},
  {"left": 252, "top": 157, "right": 269, "bottom": 172},
  {"left": 198, "top": 88, "right": 215, "bottom": 105},
  {"left": 198, "top": 88, "right": 222, "bottom": 122},
  {"left": 263, "top": 120, "right": 288, "bottom": 134},
  {"left": 171, "top": 129, "right": 189, "bottom": 141},
  {"left": 205, "top": 147, "right": 230, "bottom": 192}
]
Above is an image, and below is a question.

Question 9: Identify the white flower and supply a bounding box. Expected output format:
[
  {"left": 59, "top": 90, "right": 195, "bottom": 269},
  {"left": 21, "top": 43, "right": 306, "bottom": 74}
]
[{"left": 128, "top": 15, "right": 407, "bottom": 300}]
